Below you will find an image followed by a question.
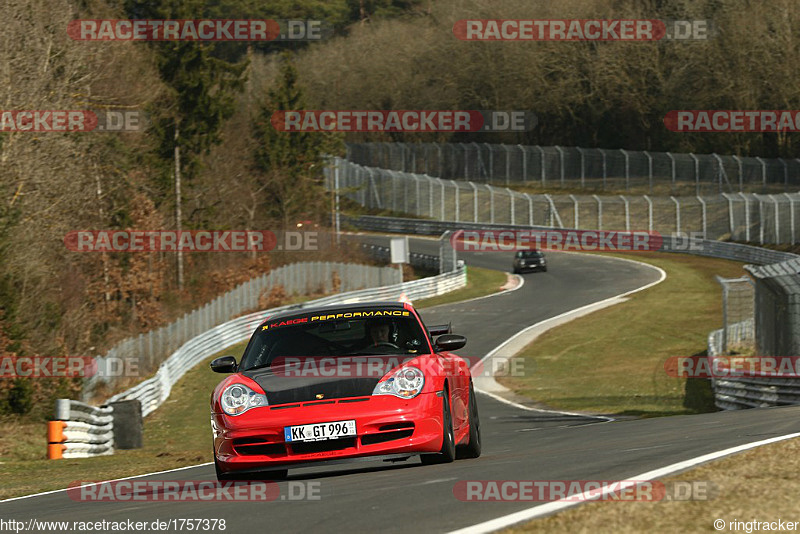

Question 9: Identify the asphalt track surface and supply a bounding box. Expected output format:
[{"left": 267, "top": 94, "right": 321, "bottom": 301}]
[{"left": 5, "top": 237, "right": 800, "bottom": 533}]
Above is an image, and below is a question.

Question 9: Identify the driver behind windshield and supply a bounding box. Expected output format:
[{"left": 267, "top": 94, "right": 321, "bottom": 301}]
[{"left": 364, "top": 317, "right": 396, "bottom": 348}]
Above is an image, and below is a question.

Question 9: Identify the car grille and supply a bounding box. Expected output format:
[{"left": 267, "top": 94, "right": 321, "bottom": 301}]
[
  {"left": 233, "top": 437, "right": 287, "bottom": 456},
  {"left": 290, "top": 437, "right": 357, "bottom": 454},
  {"left": 361, "top": 429, "right": 414, "bottom": 446}
]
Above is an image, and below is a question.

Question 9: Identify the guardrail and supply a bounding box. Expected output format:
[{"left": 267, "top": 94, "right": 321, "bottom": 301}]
[
  {"left": 706, "top": 319, "right": 800, "bottom": 410},
  {"left": 343, "top": 213, "right": 800, "bottom": 411},
  {"left": 56, "top": 259, "right": 466, "bottom": 458},
  {"left": 358, "top": 243, "right": 441, "bottom": 272},
  {"left": 343, "top": 214, "right": 797, "bottom": 265},
  {"left": 48, "top": 400, "right": 114, "bottom": 459}
]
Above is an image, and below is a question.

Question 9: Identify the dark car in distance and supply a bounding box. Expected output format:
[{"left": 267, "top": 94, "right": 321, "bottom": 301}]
[{"left": 512, "top": 250, "right": 547, "bottom": 273}]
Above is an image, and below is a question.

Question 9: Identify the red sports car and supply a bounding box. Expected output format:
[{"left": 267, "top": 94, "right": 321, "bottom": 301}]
[{"left": 210, "top": 301, "right": 481, "bottom": 480}]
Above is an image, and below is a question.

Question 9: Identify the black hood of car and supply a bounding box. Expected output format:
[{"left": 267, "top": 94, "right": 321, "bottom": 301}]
[{"left": 242, "top": 365, "right": 381, "bottom": 405}]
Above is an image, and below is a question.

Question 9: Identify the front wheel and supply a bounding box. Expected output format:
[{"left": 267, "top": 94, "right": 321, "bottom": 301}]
[
  {"left": 421, "top": 390, "right": 456, "bottom": 465},
  {"left": 457, "top": 382, "right": 481, "bottom": 459}
]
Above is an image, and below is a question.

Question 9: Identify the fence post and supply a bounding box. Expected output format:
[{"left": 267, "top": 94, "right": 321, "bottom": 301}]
[
  {"left": 451, "top": 180, "right": 460, "bottom": 222},
  {"left": 759, "top": 195, "right": 765, "bottom": 245},
  {"left": 525, "top": 193, "right": 534, "bottom": 226},
  {"left": 619, "top": 195, "right": 630, "bottom": 232},
  {"left": 781, "top": 158, "right": 788, "bottom": 191},
  {"left": 555, "top": 145, "right": 565, "bottom": 187},
  {"left": 671, "top": 196, "right": 681, "bottom": 235},
  {"left": 771, "top": 194, "right": 780, "bottom": 243},
  {"left": 593, "top": 195, "right": 603, "bottom": 230},
  {"left": 440, "top": 179, "right": 446, "bottom": 221},
  {"left": 504, "top": 144, "right": 511, "bottom": 184},
  {"left": 718, "top": 276, "right": 729, "bottom": 354},
  {"left": 536, "top": 146, "right": 546, "bottom": 186},
  {"left": 413, "top": 174, "right": 420, "bottom": 216},
  {"left": 667, "top": 152, "right": 676, "bottom": 193},
  {"left": 463, "top": 143, "right": 470, "bottom": 181},
  {"left": 403, "top": 172, "right": 410, "bottom": 214},
  {"left": 690, "top": 153, "right": 700, "bottom": 195},
  {"left": 600, "top": 148, "right": 607, "bottom": 190},
  {"left": 518, "top": 145, "right": 527, "bottom": 183},
  {"left": 487, "top": 184, "right": 495, "bottom": 224},
  {"left": 576, "top": 147, "right": 585, "bottom": 188},
  {"left": 620, "top": 149, "right": 630, "bottom": 191},
  {"left": 390, "top": 170, "right": 397, "bottom": 212},
  {"left": 643, "top": 194, "right": 653, "bottom": 232},
  {"left": 697, "top": 195, "right": 707, "bottom": 238},
  {"left": 484, "top": 142, "right": 493, "bottom": 181},
  {"left": 722, "top": 193, "right": 735, "bottom": 237},
  {"left": 425, "top": 175, "right": 434, "bottom": 218},
  {"left": 739, "top": 192, "right": 751, "bottom": 241},
  {"left": 507, "top": 188, "right": 515, "bottom": 225},
  {"left": 470, "top": 182, "right": 478, "bottom": 222},
  {"left": 756, "top": 157, "right": 766, "bottom": 191},
  {"left": 733, "top": 155, "right": 743, "bottom": 191},
  {"left": 784, "top": 192, "right": 796, "bottom": 244},
  {"left": 570, "top": 194, "right": 579, "bottom": 228},
  {"left": 644, "top": 151, "right": 653, "bottom": 193}
]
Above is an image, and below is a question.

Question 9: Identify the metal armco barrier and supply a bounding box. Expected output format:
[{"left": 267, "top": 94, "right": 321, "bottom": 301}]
[
  {"left": 48, "top": 399, "right": 114, "bottom": 459},
  {"left": 343, "top": 214, "right": 797, "bottom": 264},
  {"left": 54, "top": 258, "right": 466, "bottom": 458},
  {"left": 358, "top": 243, "right": 441, "bottom": 272}
]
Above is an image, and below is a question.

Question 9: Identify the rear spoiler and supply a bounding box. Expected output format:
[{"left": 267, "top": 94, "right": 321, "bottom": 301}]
[{"left": 428, "top": 323, "right": 452, "bottom": 337}]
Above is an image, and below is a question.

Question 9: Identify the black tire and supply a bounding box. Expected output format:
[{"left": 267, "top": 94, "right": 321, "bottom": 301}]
[
  {"left": 457, "top": 382, "right": 481, "bottom": 459},
  {"left": 512, "top": 267, "right": 519, "bottom": 274},
  {"left": 421, "top": 388, "right": 456, "bottom": 465},
  {"left": 215, "top": 456, "right": 288, "bottom": 481},
  {"left": 542, "top": 267, "right": 548, "bottom": 272}
]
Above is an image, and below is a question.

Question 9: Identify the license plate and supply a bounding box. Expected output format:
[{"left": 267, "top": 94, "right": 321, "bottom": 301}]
[{"left": 284, "top": 420, "right": 357, "bottom": 442}]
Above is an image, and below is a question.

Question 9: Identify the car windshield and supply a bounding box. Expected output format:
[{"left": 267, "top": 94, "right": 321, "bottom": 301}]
[
  {"left": 518, "top": 251, "right": 543, "bottom": 258},
  {"left": 239, "top": 311, "right": 430, "bottom": 371}
]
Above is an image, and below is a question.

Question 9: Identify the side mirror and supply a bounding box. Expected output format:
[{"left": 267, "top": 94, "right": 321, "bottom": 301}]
[
  {"left": 434, "top": 334, "right": 467, "bottom": 352},
  {"left": 211, "top": 356, "right": 238, "bottom": 373}
]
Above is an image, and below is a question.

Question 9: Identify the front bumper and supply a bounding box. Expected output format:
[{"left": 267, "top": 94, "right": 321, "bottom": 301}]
[
  {"left": 517, "top": 262, "right": 546, "bottom": 272},
  {"left": 213, "top": 392, "right": 443, "bottom": 474}
]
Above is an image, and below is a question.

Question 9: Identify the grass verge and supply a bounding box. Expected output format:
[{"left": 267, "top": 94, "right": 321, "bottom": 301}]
[
  {"left": 414, "top": 265, "right": 508, "bottom": 309},
  {"left": 503, "top": 435, "right": 800, "bottom": 533},
  {"left": 497, "top": 252, "right": 745, "bottom": 417}
]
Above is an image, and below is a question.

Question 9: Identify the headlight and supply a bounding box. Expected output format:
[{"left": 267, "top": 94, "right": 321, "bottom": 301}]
[
  {"left": 220, "top": 383, "right": 268, "bottom": 416},
  {"left": 372, "top": 366, "right": 425, "bottom": 399}
]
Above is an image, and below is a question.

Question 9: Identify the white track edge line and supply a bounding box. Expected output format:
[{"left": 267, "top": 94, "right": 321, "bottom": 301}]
[
  {"left": 448, "top": 431, "right": 800, "bottom": 534},
  {"left": 0, "top": 462, "right": 213, "bottom": 503}
]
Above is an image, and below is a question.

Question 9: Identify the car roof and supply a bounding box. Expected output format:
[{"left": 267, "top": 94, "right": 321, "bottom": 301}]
[{"left": 259, "top": 301, "right": 413, "bottom": 325}]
